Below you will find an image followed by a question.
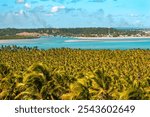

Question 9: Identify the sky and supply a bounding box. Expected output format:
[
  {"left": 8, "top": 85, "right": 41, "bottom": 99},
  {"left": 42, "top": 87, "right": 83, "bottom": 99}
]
[{"left": 0, "top": 0, "right": 150, "bottom": 28}]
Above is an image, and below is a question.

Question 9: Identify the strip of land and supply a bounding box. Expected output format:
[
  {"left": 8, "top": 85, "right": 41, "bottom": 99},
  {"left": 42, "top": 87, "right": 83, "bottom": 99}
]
[
  {"left": 75, "top": 36, "right": 150, "bottom": 40},
  {"left": 1, "top": 36, "right": 150, "bottom": 44},
  {"left": 0, "top": 28, "right": 150, "bottom": 40},
  {"left": 0, "top": 38, "right": 37, "bottom": 44}
]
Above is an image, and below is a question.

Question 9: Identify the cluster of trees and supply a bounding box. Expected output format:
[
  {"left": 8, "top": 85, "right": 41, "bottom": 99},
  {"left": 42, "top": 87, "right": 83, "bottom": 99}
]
[
  {"left": 0, "top": 28, "right": 146, "bottom": 39},
  {"left": 0, "top": 46, "right": 150, "bottom": 100},
  {"left": 0, "top": 28, "right": 40, "bottom": 39}
]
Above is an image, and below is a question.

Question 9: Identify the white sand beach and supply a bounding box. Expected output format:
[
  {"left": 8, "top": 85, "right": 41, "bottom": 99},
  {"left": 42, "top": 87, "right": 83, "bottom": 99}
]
[
  {"left": 74, "top": 36, "right": 150, "bottom": 40},
  {"left": 0, "top": 40, "right": 15, "bottom": 44},
  {"left": 0, "top": 38, "right": 37, "bottom": 44},
  {"left": 1, "top": 36, "right": 150, "bottom": 44}
]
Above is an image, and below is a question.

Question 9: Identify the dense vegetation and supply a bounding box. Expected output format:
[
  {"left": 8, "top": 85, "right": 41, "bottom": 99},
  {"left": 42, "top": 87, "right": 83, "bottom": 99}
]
[
  {"left": 0, "top": 28, "right": 147, "bottom": 39},
  {"left": 0, "top": 46, "right": 150, "bottom": 100}
]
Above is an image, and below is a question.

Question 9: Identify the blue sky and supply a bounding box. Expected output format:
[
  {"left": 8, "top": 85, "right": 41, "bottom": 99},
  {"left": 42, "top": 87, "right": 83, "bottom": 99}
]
[{"left": 0, "top": 0, "right": 150, "bottom": 28}]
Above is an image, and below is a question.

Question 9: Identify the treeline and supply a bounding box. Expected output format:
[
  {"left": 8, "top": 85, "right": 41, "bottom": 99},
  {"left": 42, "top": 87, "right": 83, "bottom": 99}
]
[
  {"left": 0, "top": 28, "right": 146, "bottom": 39},
  {"left": 0, "top": 46, "right": 150, "bottom": 100}
]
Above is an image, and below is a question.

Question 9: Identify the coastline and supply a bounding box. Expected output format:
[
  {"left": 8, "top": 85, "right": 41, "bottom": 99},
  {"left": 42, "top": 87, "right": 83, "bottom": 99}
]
[
  {"left": 74, "top": 36, "right": 150, "bottom": 40},
  {"left": 0, "top": 38, "right": 39, "bottom": 44},
  {"left": 1, "top": 36, "right": 150, "bottom": 44}
]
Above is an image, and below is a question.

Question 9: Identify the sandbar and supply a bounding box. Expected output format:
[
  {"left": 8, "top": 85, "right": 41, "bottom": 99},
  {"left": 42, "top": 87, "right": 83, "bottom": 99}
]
[{"left": 74, "top": 36, "right": 150, "bottom": 40}]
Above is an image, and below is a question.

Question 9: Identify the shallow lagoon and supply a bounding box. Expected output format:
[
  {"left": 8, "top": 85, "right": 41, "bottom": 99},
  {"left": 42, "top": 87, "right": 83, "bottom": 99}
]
[{"left": 0, "top": 36, "right": 150, "bottom": 49}]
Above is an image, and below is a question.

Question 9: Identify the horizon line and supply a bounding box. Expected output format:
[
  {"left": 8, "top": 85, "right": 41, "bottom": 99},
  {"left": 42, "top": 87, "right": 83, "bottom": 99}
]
[{"left": 0, "top": 27, "right": 150, "bottom": 29}]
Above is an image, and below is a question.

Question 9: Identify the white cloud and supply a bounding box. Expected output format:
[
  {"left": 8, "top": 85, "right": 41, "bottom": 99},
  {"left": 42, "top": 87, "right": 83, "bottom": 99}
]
[
  {"left": 16, "top": 0, "right": 25, "bottom": 3},
  {"left": 51, "top": 6, "right": 65, "bottom": 13},
  {"left": 19, "top": 10, "right": 24, "bottom": 15},
  {"left": 45, "top": 13, "right": 53, "bottom": 16},
  {"left": 15, "top": 10, "right": 25, "bottom": 16},
  {"left": 129, "top": 14, "right": 139, "bottom": 17},
  {"left": 25, "top": 3, "right": 31, "bottom": 9}
]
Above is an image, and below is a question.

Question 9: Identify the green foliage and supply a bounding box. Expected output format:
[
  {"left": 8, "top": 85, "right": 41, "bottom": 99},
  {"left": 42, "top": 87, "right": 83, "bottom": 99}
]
[
  {"left": 0, "top": 47, "right": 150, "bottom": 100},
  {"left": 0, "top": 28, "right": 146, "bottom": 39},
  {"left": 0, "top": 64, "right": 11, "bottom": 79}
]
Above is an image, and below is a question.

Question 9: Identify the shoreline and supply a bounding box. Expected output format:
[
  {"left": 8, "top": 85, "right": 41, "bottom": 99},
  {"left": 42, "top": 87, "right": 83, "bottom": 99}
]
[
  {"left": 0, "top": 38, "right": 39, "bottom": 44},
  {"left": 0, "top": 36, "right": 150, "bottom": 44},
  {"left": 74, "top": 36, "right": 150, "bottom": 40}
]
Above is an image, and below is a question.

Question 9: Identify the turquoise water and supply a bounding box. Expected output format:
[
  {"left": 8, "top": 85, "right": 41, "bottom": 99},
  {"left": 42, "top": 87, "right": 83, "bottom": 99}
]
[{"left": 0, "top": 36, "right": 150, "bottom": 50}]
